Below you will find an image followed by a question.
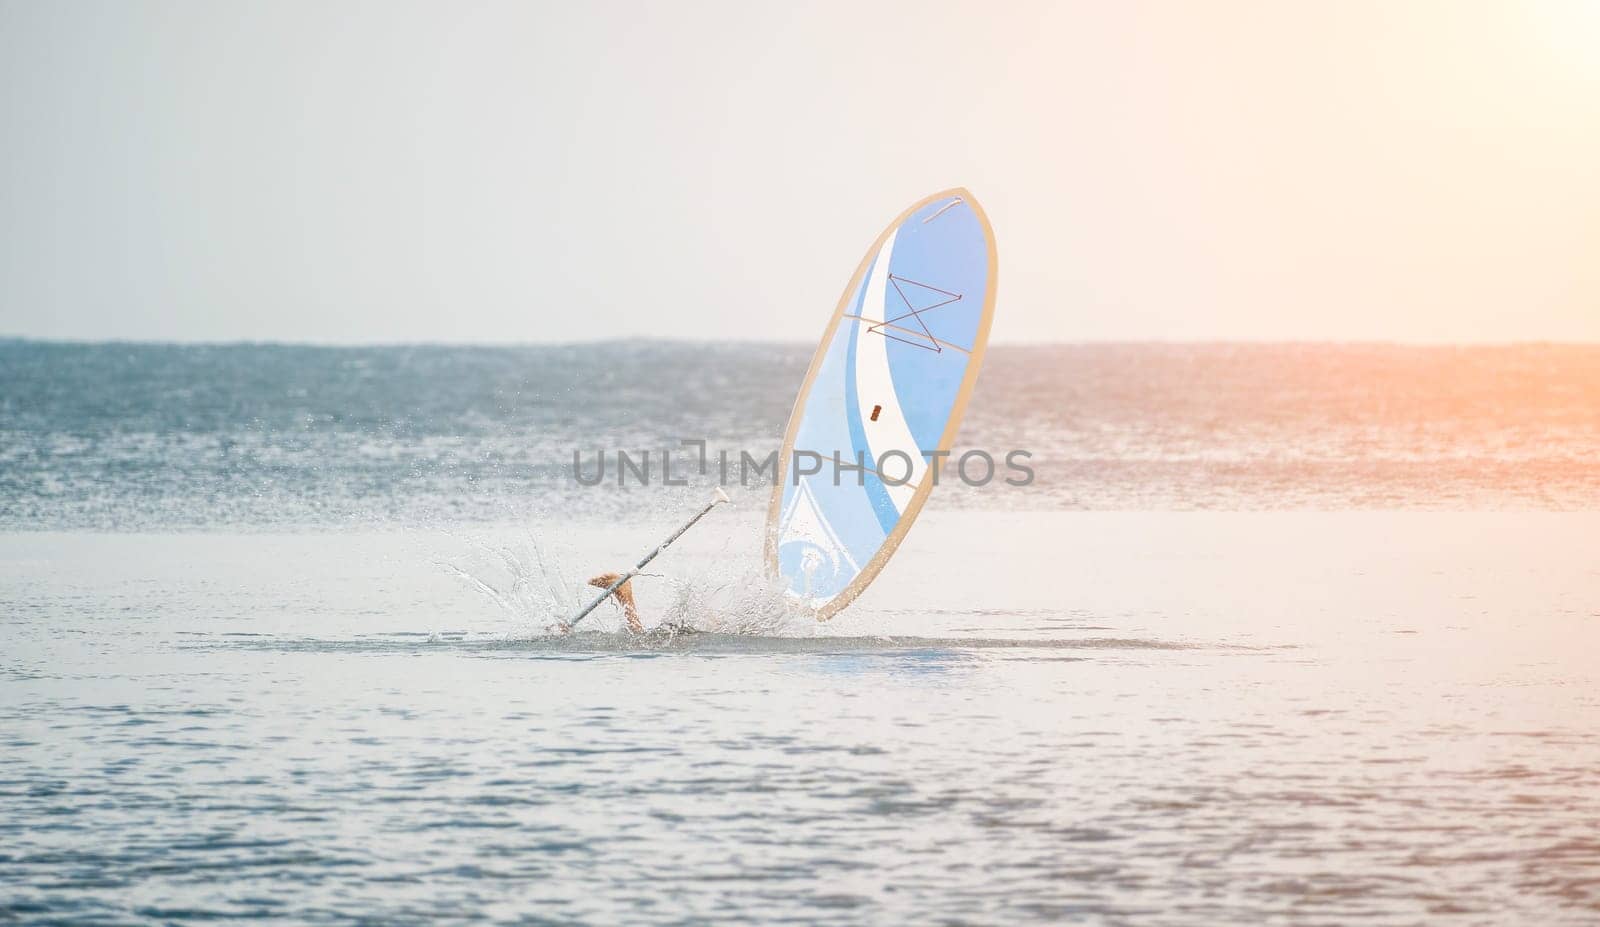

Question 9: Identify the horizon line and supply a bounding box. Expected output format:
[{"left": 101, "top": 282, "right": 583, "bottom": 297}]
[{"left": 4, "top": 334, "right": 1599, "bottom": 350}]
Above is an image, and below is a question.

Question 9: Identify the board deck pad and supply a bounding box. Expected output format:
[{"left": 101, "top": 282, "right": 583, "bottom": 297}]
[{"left": 765, "top": 189, "right": 998, "bottom": 619}]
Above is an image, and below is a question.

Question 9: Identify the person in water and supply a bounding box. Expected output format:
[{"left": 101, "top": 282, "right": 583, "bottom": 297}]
[{"left": 585, "top": 572, "right": 644, "bottom": 634}]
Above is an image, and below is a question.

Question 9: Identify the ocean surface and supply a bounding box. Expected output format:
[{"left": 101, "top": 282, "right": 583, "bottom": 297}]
[
  {"left": 3, "top": 340, "right": 1598, "bottom": 528},
  {"left": 4, "top": 341, "right": 1600, "bottom": 924}
]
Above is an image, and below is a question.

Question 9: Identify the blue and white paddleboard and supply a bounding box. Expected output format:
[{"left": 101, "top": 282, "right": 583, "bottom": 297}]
[{"left": 765, "top": 188, "right": 998, "bottom": 619}]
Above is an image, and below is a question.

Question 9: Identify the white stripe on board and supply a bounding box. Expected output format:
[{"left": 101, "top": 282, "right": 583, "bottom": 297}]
[{"left": 852, "top": 229, "right": 924, "bottom": 514}]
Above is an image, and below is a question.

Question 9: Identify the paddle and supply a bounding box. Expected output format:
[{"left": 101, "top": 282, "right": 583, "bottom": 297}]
[{"left": 563, "top": 487, "right": 731, "bottom": 631}]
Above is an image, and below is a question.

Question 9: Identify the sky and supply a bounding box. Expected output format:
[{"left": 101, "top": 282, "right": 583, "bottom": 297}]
[{"left": 1, "top": 0, "right": 1596, "bottom": 344}]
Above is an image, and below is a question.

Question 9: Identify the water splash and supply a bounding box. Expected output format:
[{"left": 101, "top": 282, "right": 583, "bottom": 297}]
[
  {"left": 439, "top": 525, "right": 818, "bottom": 639},
  {"left": 437, "top": 526, "right": 587, "bottom": 634},
  {"left": 653, "top": 565, "right": 818, "bottom": 637}
]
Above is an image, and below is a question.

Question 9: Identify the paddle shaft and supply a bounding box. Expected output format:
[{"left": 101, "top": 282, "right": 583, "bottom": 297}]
[{"left": 566, "top": 493, "right": 727, "bottom": 630}]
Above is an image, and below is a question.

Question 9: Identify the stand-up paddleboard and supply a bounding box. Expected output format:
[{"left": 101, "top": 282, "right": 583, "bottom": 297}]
[{"left": 765, "top": 188, "right": 997, "bottom": 620}]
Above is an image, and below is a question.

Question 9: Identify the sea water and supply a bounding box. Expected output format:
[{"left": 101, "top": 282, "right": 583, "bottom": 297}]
[{"left": 3, "top": 341, "right": 1600, "bottom": 924}]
